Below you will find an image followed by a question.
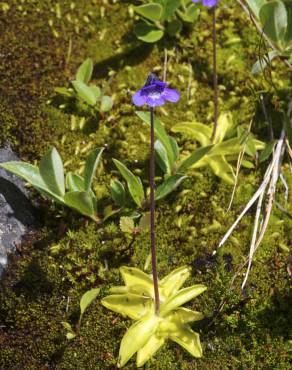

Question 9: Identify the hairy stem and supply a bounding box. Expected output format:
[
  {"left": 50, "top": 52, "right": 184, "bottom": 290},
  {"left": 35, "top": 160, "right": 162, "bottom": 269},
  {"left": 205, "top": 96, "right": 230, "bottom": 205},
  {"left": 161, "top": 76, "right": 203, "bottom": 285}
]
[
  {"left": 150, "top": 107, "right": 160, "bottom": 315},
  {"left": 211, "top": 6, "right": 219, "bottom": 143}
]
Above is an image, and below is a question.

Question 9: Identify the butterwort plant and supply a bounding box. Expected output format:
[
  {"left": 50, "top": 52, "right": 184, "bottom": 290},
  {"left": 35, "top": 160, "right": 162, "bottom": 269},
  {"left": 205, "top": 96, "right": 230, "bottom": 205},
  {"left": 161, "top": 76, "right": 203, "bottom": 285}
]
[{"left": 102, "top": 74, "right": 207, "bottom": 367}]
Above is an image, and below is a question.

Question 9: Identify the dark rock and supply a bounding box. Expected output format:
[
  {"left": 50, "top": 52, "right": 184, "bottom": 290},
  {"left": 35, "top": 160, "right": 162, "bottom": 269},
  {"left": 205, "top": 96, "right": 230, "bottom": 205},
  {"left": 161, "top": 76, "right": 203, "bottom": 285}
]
[{"left": 0, "top": 144, "right": 37, "bottom": 278}]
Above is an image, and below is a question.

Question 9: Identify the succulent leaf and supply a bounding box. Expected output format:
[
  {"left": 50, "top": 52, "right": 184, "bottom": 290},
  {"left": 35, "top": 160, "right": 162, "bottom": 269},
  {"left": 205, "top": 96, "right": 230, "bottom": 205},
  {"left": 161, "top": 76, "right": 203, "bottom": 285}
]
[
  {"left": 101, "top": 293, "right": 151, "bottom": 320},
  {"left": 118, "top": 314, "right": 160, "bottom": 367}
]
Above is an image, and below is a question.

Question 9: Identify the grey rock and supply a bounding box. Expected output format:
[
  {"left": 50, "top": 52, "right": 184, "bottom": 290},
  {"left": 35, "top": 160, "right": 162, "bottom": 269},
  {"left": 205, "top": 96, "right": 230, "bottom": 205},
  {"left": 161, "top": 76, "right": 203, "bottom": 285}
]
[{"left": 0, "top": 144, "right": 37, "bottom": 278}]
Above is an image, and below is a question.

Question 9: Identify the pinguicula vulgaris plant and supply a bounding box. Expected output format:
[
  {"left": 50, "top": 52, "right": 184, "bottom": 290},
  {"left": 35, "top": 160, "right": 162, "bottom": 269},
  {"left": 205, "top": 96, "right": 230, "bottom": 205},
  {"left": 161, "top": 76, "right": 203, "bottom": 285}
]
[
  {"left": 53, "top": 58, "right": 113, "bottom": 122},
  {"left": 1, "top": 147, "right": 105, "bottom": 222},
  {"left": 132, "top": 1, "right": 201, "bottom": 43},
  {"left": 172, "top": 112, "right": 265, "bottom": 184},
  {"left": 102, "top": 74, "right": 207, "bottom": 367}
]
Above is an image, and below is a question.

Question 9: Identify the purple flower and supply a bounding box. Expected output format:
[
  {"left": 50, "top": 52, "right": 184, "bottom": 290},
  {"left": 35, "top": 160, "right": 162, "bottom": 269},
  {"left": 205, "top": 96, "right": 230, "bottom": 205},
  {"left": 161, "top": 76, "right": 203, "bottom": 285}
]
[
  {"left": 192, "top": 0, "right": 218, "bottom": 7},
  {"left": 132, "top": 73, "right": 180, "bottom": 107}
]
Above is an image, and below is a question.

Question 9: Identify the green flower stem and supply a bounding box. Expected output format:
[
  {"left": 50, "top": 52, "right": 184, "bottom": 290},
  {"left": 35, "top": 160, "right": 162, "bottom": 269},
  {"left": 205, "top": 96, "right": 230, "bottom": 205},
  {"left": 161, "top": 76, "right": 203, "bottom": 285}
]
[
  {"left": 150, "top": 107, "right": 160, "bottom": 315},
  {"left": 211, "top": 6, "right": 219, "bottom": 143}
]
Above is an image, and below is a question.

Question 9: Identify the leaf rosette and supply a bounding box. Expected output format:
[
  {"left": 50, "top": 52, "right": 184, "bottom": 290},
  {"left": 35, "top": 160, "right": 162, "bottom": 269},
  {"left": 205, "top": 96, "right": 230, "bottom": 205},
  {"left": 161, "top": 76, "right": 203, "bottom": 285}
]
[{"left": 102, "top": 265, "right": 207, "bottom": 367}]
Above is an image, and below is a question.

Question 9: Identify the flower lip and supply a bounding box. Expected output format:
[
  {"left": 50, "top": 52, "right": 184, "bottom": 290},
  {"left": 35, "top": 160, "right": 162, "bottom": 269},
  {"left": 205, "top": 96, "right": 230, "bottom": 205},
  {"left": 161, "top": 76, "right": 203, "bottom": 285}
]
[{"left": 132, "top": 73, "right": 180, "bottom": 107}]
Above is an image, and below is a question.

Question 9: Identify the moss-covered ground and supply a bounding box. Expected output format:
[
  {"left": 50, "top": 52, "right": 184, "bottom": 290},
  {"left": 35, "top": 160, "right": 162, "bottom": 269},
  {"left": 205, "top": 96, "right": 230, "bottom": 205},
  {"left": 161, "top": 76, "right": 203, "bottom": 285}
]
[{"left": 0, "top": 0, "right": 291, "bottom": 369}]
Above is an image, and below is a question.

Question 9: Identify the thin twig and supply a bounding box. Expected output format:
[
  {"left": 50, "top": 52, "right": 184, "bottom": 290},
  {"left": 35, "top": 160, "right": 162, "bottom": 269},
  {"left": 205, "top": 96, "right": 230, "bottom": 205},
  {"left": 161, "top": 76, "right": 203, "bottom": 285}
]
[
  {"left": 214, "top": 157, "right": 275, "bottom": 254},
  {"left": 227, "top": 119, "right": 253, "bottom": 211},
  {"left": 163, "top": 48, "right": 168, "bottom": 82},
  {"left": 186, "top": 61, "right": 193, "bottom": 103}
]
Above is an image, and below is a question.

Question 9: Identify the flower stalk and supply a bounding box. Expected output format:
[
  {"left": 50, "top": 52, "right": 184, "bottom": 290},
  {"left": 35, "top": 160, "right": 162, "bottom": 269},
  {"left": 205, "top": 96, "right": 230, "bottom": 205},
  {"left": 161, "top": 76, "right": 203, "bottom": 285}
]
[
  {"left": 150, "top": 107, "right": 160, "bottom": 315},
  {"left": 211, "top": 5, "right": 218, "bottom": 142}
]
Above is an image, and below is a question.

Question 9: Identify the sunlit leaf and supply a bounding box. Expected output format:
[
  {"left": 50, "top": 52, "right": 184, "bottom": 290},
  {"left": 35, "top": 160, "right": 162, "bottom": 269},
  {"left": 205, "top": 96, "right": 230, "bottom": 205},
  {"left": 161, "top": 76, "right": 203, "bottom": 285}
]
[
  {"left": 134, "top": 23, "right": 164, "bottom": 43},
  {"left": 133, "top": 4, "right": 163, "bottom": 21},
  {"left": 113, "top": 159, "right": 145, "bottom": 207},
  {"left": 39, "top": 147, "right": 65, "bottom": 197},
  {"left": 76, "top": 58, "right": 93, "bottom": 84},
  {"left": 80, "top": 288, "right": 100, "bottom": 319},
  {"left": 110, "top": 179, "right": 126, "bottom": 207},
  {"left": 160, "top": 266, "right": 190, "bottom": 297},
  {"left": 83, "top": 147, "right": 104, "bottom": 191},
  {"left": 120, "top": 216, "right": 135, "bottom": 233},
  {"left": 169, "top": 325, "right": 202, "bottom": 357},
  {"left": 139, "top": 212, "right": 151, "bottom": 230},
  {"left": 160, "top": 285, "right": 207, "bottom": 315},
  {"left": 177, "top": 145, "right": 213, "bottom": 173},
  {"left": 100, "top": 95, "right": 113, "bottom": 112},
  {"left": 66, "top": 172, "right": 85, "bottom": 192},
  {"left": 136, "top": 335, "right": 165, "bottom": 367},
  {"left": 72, "top": 80, "right": 98, "bottom": 106},
  {"left": 155, "top": 174, "right": 187, "bottom": 201},
  {"left": 101, "top": 293, "right": 151, "bottom": 320},
  {"left": 118, "top": 315, "right": 160, "bottom": 367},
  {"left": 64, "top": 191, "right": 95, "bottom": 217},
  {"left": 172, "top": 121, "right": 211, "bottom": 147}
]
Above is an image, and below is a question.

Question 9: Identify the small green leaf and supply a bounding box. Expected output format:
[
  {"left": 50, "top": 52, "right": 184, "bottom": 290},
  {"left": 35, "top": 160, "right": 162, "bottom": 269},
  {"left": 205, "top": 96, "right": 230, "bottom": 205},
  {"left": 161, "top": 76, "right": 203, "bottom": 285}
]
[
  {"left": 133, "top": 4, "right": 163, "bottom": 21},
  {"left": 100, "top": 95, "right": 113, "bottom": 112},
  {"left": 110, "top": 179, "right": 126, "bottom": 207},
  {"left": 134, "top": 23, "right": 164, "bottom": 43},
  {"left": 120, "top": 216, "right": 135, "bottom": 233},
  {"left": 155, "top": 140, "right": 171, "bottom": 174},
  {"left": 136, "top": 111, "right": 177, "bottom": 167},
  {"left": 76, "top": 58, "right": 93, "bottom": 84},
  {"left": 162, "top": 0, "right": 181, "bottom": 20},
  {"left": 178, "top": 4, "right": 200, "bottom": 23},
  {"left": 54, "top": 87, "right": 72, "bottom": 97},
  {"left": 139, "top": 212, "right": 151, "bottom": 230},
  {"left": 64, "top": 191, "right": 95, "bottom": 217},
  {"left": 113, "top": 159, "right": 145, "bottom": 207},
  {"left": 259, "top": 141, "right": 276, "bottom": 162},
  {"left": 259, "top": 1, "right": 288, "bottom": 45},
  {"left": 39, "top": 147, "right": 65, "bottom": 196},
  {"left": 118, "top": 314, "right": 160, "bottom": 367},
  {"left": 83, "top": 147, "right": 104, "bottom": 192},
  {"left": 177, "top": 145, "right": 213, "bottom": 173},
  {"left": 89, "top": 85, "right": 101, "bottom": 100},
  {"left": 61, "top": 321, "right": 73, "bottom": 332},
  {"left": 167, "top": 19, "right": 182, "bottom": 36},
  {"left": 155, "top": 174, "right": 187, "bottom": 201},
  {"left": 66, "top": 332, "right": 76, "bottom": 340},
  {"left": 251, "top": 50, "right": 278, "bottom": 74},
  {"left": 246, "top": 0, "right": 266, "bottom": 18},
  {"left": 66, "top": 172, "right": 85, "bottom": 191},
  {"left": 72, "top": 80, "right": 98, "bottom": 106},
  {"left": 80, "top": 288, "right": 100, "bottom": 319}
]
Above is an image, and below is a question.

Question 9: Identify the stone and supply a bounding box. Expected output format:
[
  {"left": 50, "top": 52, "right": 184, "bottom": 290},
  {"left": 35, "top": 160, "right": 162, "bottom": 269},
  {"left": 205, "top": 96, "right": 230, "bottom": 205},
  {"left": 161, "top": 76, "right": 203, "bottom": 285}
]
[{"left": 0, "top": 144, "right": 37, "bottom": 278}]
